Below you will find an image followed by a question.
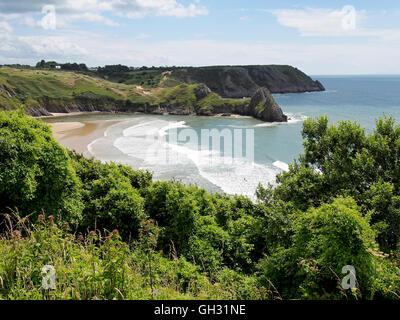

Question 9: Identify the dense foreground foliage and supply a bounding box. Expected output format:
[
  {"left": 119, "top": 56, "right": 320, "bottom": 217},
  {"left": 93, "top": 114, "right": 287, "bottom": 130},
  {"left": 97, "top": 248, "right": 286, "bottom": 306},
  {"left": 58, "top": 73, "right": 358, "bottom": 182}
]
[{"left": 0, "top": 110, "right": 400, "bottom": 300}]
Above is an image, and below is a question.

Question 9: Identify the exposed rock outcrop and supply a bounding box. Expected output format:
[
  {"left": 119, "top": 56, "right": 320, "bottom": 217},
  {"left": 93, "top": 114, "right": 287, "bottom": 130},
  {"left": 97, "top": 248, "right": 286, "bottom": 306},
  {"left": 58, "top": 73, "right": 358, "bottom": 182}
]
[
  {"left": 0, "top": 84, "right": 17, "bottom": 98},
  {"left": 194, "top": 83, "right": 212, "bottom": 100},
  {"left": 249, "top": 87, "right": 287, "bottom": 122}
]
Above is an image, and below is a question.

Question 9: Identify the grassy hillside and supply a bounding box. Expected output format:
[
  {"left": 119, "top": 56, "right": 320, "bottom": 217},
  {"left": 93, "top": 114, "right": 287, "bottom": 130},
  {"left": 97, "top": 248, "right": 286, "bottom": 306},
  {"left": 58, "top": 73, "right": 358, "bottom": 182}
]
[
  {"left": 0, "top": 68, "right": 249, "bottom": 116},
  {"left": 0, "top": 64, "right": 324, "bottom": 117},
  {"left": 0, "top": 68, "right": 140, "bottom": 110}
]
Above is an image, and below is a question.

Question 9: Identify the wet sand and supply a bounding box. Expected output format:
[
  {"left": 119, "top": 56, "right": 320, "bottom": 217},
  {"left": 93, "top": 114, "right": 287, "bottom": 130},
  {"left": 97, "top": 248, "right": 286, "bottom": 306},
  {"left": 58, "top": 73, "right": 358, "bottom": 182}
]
[{"left": 49, "top": 120, "right": 121, "bottom": 157}]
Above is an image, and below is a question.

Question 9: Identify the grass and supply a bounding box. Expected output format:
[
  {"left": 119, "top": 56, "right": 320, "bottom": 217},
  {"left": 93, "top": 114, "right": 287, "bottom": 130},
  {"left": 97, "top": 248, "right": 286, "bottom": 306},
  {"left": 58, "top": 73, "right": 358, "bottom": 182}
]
[
  {"left": 0, "top": 68, "right": 140, "bottom": 97},
  {"left": 196, "top": 93, "right": 250, "bottom": 113},
  {"left": 0, "top": 67, "right": 249, "bottom": 115},
  {"left": 0, "top": 212, "right": 266, "bottom": 300},
  {"left": 154, "top": 83, "right": 198, "bottom": 109}
]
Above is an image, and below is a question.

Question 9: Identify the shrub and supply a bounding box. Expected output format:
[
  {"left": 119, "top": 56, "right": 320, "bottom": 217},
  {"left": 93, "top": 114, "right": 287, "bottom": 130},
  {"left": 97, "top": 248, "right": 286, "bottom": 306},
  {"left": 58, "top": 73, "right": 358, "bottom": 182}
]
[
  {"left": 258, "top": 197, "right": 378, "bottom": 299},
  {"left": 82, "top": 167, "right": 147, "bottom": 238},
  {"left": 0, "top": 110, "right": 83, "bottom": 223}
]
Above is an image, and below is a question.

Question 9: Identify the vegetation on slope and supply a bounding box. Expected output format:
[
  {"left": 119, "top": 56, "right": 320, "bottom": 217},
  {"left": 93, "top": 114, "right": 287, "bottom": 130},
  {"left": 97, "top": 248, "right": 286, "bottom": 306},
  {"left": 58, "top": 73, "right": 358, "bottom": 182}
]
[
  {"left": 0, "top": 68, "right": 249, "bottom": 116},
  {"left": 0, "top": 62, "right": 324, "bottom": 118},
  {"left": 0, "top": 110, "right": 400, "bottom": 300},
  {"left": 168, "top": 65, "right": 325, "bottom": 97},
  {"left": 0, "top": 215, "right": 264, "bottom": 300}
]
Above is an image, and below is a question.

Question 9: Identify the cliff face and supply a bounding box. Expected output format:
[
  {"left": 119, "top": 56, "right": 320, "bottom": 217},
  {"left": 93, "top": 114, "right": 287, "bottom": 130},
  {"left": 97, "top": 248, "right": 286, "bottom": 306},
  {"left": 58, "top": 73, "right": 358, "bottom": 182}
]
[
  {"left": 249, "top": 88, "right": 287, "bottom": 122},
  {"left": 170, "top": 65, "right": 325, "bottom": 98}
]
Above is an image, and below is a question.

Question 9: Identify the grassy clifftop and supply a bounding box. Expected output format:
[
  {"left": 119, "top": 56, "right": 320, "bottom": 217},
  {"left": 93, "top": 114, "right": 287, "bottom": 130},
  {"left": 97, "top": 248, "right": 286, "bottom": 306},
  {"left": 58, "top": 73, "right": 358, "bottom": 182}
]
[
  {"left": 0, "top": 64, "right": 318, "bottom": 121},
  {"left": 0, "top": 68, "right": 140, "bottom": 110},
  {"left": 0, "top": 68, "right": 249, "bottom": 117}
]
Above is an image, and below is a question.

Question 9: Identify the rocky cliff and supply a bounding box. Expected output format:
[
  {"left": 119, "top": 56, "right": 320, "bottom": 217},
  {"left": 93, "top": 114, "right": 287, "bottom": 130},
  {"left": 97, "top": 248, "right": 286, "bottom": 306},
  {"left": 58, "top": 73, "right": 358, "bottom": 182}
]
[
  {"left": 249, "top": 88, "right": 287, "bottom": 122},
  {"left": 170, "top": 65, "right": 325, "bottom": 98}
]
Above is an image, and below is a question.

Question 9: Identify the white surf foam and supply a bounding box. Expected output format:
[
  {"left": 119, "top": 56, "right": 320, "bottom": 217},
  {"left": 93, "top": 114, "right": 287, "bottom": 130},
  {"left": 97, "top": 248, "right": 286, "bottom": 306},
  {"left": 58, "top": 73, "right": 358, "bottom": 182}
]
[
  {"left": 254, "top": 122, "right": 280, "bottom": 127},
  {"left": 110, "top": 119, "right": 281, "bottom": 199},
  {"left": 87, "top": 138, "right": 102, "bottom": 156},
  {"left": 158, "top": 121, "right": 188, "bottom": 137},
  {"left": 123, "top": 120, "right": 161, "bottom": 137},
  {"left": 286, "top": 113, "right": 308, "bottom": 124},
  {"left": 254, "top": 113, "right": 308, "bottom": 127},
  {"left": 273, "top": 160, "right": 289, "bottom": 172}
]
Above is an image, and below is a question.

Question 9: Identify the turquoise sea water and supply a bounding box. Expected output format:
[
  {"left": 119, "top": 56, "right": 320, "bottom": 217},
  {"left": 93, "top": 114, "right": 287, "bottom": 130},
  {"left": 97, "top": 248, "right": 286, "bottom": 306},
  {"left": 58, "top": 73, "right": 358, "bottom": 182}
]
[{"left": 45, "top": 76, "right": 400, "bottom": 199}]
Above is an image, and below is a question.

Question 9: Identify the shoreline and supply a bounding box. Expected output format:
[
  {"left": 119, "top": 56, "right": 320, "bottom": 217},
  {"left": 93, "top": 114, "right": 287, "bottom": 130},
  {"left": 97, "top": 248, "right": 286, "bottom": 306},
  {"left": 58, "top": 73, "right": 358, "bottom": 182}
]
[
  {"left": 37, "top": 110, "right": 252, "bottom": 120},
  {"left": 36, "top": 111, "right": 101, "bottom": 119},
  {"left": 46, "top": 111, "right": 255, "bottom": 159},
  {"left": 49, "top": 119, "right": 121, "bottom": 157}
]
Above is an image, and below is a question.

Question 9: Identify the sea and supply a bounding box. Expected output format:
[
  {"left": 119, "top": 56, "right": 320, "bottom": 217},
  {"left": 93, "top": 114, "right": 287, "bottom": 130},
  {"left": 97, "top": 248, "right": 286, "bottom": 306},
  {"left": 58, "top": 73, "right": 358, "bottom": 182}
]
[{"left": 45, "top": 75, "right": 400, "bottom": 200}]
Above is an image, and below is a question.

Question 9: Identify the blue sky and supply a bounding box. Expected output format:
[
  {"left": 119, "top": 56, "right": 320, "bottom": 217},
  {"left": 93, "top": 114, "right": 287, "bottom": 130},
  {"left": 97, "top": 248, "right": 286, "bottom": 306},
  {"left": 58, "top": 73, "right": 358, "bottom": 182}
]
[{"left": 0, "top": 0, "right": 400, "bottom": 74}]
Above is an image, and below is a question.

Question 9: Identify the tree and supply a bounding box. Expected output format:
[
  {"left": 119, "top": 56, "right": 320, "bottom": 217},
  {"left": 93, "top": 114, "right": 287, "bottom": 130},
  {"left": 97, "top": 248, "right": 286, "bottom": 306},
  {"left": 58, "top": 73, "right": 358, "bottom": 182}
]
[{"left": 264, "top": 115, "right": 400, "bottom": 252}]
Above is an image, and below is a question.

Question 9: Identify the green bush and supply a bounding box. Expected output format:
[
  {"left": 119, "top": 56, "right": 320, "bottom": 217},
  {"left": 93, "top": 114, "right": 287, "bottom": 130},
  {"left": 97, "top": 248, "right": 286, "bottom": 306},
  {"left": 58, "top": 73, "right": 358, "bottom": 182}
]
[
  {"left": 0, "top": 110, "right": 83, "bottom": 223},
  {"left": 82, "top": 166, "right": 147, "bottom": 238},
  {"left": 144, "top": 181, "right": 200, "bottom": 253},
  {"left": 268, "top": 115, "right": 400, "bottom": 252},
  {"left": 258, "top": 197, "right": 378, "bottom": 299}
]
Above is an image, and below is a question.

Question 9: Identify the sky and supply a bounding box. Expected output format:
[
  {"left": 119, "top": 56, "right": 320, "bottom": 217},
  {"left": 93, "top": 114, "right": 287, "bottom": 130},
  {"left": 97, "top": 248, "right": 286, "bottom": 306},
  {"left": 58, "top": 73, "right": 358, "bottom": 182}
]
[{"left": 0, "top": 0, "right": 400, "bottom": 74}]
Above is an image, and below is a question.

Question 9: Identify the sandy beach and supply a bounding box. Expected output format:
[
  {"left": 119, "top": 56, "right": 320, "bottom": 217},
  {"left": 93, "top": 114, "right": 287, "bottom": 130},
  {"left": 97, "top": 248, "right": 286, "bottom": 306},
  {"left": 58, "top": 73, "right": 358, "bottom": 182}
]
[
  {"left": 51, "top": 122, "right": 86, "bottom": 139},
  {"left": 49, "top": 120, "right": 121, "bottom": 157}
]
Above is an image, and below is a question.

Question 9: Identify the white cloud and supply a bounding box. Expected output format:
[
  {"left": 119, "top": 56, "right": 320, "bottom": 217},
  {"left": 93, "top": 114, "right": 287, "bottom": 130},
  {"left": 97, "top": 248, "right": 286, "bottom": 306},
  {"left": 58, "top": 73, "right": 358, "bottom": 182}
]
[
  {"left": 0, "top": 20, "right": 13, "bottom": 33},
  {"left": 267, "top": 7, "right": 400, "bottom": 43},
  {"left": 118, "top": 0, "right": 208, "bottom": 19},
  {"left": 268, "top": 8, "right": 366, "bottom": 37},
  {"left": 1, "top": 4, "right": 399, "bottom": 75},
  {"left": 19, "top": 35, "right": 88, "bottom": 56},
  {"left": 59, "top": 12, "right": 120, "bottom": 27},
  {"left": 3, "top": 30, "right": 398, "bottom": 75},
  {"left": 0, "top": 0, "right": 208, "bottom": 29}
]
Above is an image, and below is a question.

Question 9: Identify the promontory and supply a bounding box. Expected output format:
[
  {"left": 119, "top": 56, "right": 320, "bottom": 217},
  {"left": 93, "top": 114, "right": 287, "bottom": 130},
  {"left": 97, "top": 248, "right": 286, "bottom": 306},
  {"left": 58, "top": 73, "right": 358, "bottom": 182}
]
[{"left": 0, "top": 63, "right": 325, "bottom": 122}]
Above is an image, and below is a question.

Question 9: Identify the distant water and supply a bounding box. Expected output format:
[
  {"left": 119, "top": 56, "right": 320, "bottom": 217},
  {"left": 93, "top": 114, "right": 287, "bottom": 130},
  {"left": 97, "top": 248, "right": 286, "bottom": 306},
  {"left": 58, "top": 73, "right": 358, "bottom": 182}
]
[{"left": 46, "top": 75, "right": 400, "bottom": 199}]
